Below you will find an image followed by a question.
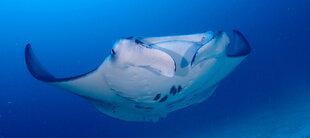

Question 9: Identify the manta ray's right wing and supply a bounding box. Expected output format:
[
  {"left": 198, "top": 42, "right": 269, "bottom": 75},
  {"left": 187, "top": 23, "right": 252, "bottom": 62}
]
[{"left": 25, "top": 44, "right": 112, "bottom": 100}]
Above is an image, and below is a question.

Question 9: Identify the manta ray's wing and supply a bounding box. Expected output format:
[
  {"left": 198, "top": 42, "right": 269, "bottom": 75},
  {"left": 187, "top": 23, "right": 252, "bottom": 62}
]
[
  {"left": 191, "top": 30, "right": 251, "bottom": 83},
  {"left": 25, "top": 44, "right": 112, "bottom": 99}
]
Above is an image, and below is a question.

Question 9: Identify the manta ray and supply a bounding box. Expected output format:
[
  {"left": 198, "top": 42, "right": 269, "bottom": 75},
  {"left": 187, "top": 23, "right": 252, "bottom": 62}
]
[{"left": 25, "top": 30, "right": 250, "bottom": 122}]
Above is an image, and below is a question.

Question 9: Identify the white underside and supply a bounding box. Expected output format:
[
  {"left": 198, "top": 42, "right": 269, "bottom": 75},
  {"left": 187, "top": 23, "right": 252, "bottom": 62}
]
[{"left": 49, "top": 31, "right": 247, "bottom": 121}]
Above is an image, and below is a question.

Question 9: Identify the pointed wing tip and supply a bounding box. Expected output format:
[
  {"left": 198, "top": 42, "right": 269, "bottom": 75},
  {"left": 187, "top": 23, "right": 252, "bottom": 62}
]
[
  {"left": 25, "top": 43, "right": 32, "bottom": 56},
  {"left": 26, "top": 43, "right": 31, "bottom": 47},
  {"left": 25, "top": 44, "right": 57, "bottom": 82},
  {"left": 25, "top": 44, "right": 99, "bottom": 82},
  {"left": 226, "top": 30, "right": 251, "bottom": 57}
]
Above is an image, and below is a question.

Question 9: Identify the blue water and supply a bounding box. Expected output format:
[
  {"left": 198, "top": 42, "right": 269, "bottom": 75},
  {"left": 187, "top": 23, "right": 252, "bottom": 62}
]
[{"left": 1, "top": 0, "right": 310, "bottom": 137}]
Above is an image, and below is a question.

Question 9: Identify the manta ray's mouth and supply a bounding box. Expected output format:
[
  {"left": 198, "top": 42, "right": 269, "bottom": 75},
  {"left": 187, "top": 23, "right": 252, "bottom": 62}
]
[{"left": 131, "top": 31, "right": 217, "bottom": 71}]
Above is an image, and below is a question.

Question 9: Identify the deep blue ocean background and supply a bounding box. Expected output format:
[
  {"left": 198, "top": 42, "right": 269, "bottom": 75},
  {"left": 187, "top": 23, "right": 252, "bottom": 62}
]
[{"left": 1, "top": 0, "right": 310, "bottom": 137}]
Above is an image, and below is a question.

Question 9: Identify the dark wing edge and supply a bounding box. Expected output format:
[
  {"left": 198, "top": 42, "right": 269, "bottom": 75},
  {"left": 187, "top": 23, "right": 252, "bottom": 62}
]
[
  {"left": 25, "top": 44, "right": 97, "bottom": 82},
  {"left": 226, "top": 30, "right": 251, "bottom": 57}
]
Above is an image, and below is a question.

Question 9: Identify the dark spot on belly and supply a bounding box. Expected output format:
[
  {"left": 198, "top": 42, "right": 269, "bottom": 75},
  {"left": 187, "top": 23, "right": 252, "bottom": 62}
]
[
  {"left": 170, "top": 86, "right": 177, "bottom": 95},
  {"left": 177, "top": 85, "right": 182, "bottom": 93},
  {"left": 153, "top": 94, "right": 161, "bottom": 101},
  {"left": 159, "top": 95, "right": 168, "bottom": 103}
]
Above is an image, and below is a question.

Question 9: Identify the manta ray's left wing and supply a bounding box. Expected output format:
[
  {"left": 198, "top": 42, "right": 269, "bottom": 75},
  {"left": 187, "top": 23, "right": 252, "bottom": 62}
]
[{"left": 25, "top": 44, "right": 112, "bottom": 99}]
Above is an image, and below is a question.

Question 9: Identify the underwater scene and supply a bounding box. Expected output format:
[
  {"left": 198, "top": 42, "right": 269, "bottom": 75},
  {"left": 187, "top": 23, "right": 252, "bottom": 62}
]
[{"left": 1, "top": 0, "right": 310, "bottom": 137}]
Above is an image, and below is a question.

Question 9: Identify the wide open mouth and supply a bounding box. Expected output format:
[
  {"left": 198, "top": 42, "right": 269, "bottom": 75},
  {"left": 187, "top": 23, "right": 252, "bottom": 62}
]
[
  {"left": 118, "top": 30, "right": 250, "bottom": 76},
  {"left": 123, "top": 32, "right": 217, "bottom": 76},
  {"left": 122, "top": 30, "right": 250, "bottom": 59},
  {"left": 129, "top": 31, "right": 217, "bottom": 65}
]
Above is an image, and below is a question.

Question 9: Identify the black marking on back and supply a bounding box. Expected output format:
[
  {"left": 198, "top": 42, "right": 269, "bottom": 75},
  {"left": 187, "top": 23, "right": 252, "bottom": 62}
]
[
  {"left": 111, "top": 49, "right": 116, "bottom": 55},
  {"left": 153, "top": 94, "right": 161, "bottom": 101},
  {"left": 135, "top": 39, "right": 144, "bottom": 45},
  {"left": 170, "top": 86, "right": 177, "bottom": 96},
  {"left": 126, "top": 36, "right": 134, "bottom": 39},
  {"left": 159, "top": 95, "right": 168, "bottom": 103}
]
